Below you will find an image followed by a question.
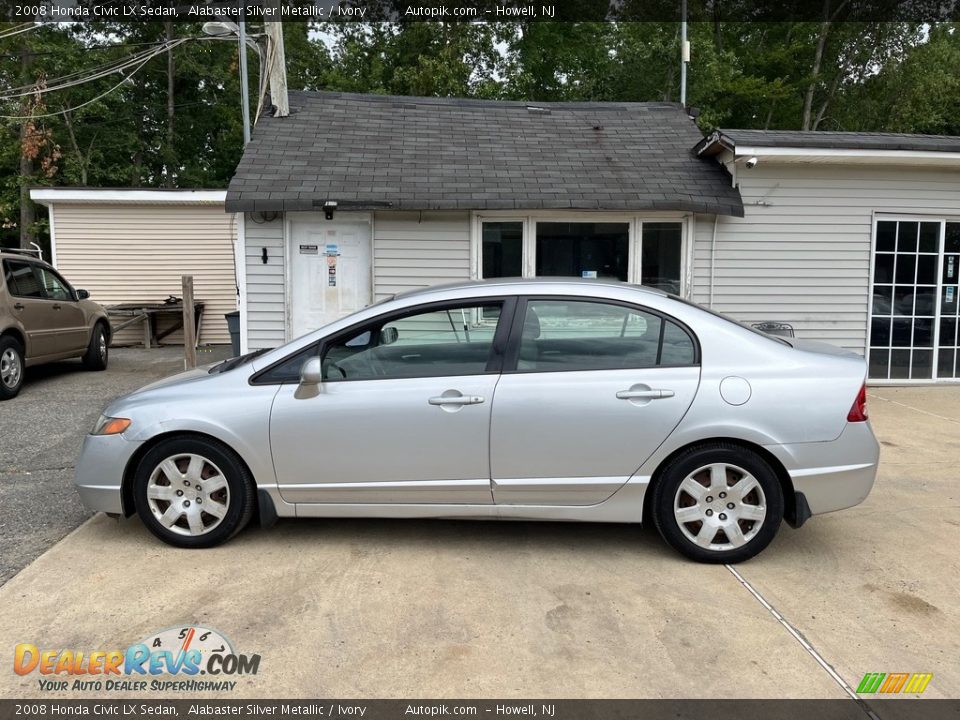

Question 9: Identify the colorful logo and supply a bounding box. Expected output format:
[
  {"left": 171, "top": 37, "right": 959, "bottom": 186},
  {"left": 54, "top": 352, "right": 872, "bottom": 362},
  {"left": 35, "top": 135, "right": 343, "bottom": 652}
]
[
  {"left": 13, "top": 626, "right": 260, "bottom": 693},
  {"left": 857, "top": 672, "right": 933, "bottom": 694}
]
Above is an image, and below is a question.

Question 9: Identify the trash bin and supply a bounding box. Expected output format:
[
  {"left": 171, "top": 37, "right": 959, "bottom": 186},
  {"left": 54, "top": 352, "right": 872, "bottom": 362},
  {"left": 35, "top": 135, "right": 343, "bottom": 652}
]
[{"left": 224, "top": 311, "right": 241, "bottom": 357}]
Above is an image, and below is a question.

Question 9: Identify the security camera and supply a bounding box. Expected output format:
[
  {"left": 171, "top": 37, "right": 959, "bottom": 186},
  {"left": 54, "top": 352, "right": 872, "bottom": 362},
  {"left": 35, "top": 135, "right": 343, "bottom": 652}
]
[{"left": 744, "top": 156, "right": 759, "bottom": 169}]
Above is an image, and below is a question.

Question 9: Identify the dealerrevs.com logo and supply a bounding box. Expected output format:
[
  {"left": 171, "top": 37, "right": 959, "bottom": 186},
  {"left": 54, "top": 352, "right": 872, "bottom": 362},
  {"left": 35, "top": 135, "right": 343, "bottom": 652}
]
[{"left": 13, "top": 625, "right": 260, "bottom": 693}]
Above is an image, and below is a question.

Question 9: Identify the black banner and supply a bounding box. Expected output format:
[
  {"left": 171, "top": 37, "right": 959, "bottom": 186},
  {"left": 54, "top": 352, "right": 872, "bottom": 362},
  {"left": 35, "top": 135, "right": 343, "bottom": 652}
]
[
  {"left": 4, "top": 0, "right": 960, "bottom": 24},
  {"left": 2, "top": 700, "right": 960, "bottom": 720}
]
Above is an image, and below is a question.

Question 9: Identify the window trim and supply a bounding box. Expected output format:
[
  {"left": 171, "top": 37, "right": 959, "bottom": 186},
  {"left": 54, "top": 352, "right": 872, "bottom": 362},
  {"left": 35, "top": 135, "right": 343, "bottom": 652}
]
[
  {"left": 250, "top": 296, "right": 518, "bottom": 386},
  {"left": 2, "top": 259, "right": 76, "bottom": 302},
  {"left": 500, "top": 295, "right": 701, "bottom": 375},
  {"left": 471, "top": 211, "right": 691, "bottom": 297}
]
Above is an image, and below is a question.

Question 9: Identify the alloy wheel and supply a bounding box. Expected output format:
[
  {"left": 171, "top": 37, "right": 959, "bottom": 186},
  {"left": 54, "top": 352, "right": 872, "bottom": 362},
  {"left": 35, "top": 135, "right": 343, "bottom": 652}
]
[
  {"left": 1, "top": 348, "right": 21, "bottom": 389},
  {"left": 673, "top": 462, "right": 767, "bottom": 551},
  {"left": 146, "top": 453, "right": 230, "bottom": 537}
]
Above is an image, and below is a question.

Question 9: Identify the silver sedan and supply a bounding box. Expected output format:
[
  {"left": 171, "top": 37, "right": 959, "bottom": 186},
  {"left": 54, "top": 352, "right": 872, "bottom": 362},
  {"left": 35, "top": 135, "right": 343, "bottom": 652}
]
[{"left": 75, "top": 279, "right": 879, "bottom": 563}]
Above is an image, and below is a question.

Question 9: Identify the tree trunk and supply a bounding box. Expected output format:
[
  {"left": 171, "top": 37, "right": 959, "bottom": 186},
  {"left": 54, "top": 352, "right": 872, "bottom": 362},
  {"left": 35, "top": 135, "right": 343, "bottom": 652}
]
[
  {"left": 802, "top": 1, "right": 832, "bottom": 130},
  {"left": 18, "top": 45, "right": 36, "bottom": 250}
]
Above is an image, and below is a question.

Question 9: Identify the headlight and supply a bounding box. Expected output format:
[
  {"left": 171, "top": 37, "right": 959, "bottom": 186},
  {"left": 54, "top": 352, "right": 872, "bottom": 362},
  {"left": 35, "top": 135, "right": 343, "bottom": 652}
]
[{"left": 92, "top": 415, "right": 131, "bottom": 436}]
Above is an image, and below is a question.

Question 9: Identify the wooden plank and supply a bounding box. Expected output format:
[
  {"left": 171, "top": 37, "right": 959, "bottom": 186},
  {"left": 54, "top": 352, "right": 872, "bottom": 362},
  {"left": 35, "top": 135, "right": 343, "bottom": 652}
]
[{"left": 182, "top": 276, "right": 197, "bottom": 369}]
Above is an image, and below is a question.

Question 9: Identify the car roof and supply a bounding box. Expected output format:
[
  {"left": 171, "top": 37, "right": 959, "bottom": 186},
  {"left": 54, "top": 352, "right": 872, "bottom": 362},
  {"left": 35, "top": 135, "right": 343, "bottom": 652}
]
[{"left": 393, "top": 277, "right": 668, "bottom": 300}]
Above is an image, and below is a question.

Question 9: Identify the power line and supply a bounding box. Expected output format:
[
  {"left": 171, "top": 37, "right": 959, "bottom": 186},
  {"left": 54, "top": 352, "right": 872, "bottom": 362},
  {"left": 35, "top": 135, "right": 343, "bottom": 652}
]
[
  {"left": 1, "top": 39, "right": 190, "bottom": 120},
  {"left": 0, "top": 23, "right": 39, "bottom": 41}
]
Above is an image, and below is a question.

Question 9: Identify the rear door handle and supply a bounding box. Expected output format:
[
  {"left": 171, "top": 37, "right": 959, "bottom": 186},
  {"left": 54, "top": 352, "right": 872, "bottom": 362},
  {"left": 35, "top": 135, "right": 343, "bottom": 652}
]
[
  {"left": 616, "top": 389, "right": 675, "bottom": 400},
  {"left": 52, "top": 304, "right": 61, "bottom": 310},
  {"left": 13, "top": 303, "right": 24, "bottom": 311},
  {"left": 428, "top": 394, "right": 485, "bottom": 406}
]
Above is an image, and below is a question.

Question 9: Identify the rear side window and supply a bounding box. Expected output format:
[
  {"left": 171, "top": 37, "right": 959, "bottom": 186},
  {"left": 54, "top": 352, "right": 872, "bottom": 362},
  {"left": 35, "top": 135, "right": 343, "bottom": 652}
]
[
  {"left": 3, "top": 260, "right": 44, "bottom": 298},
  {"left": 515, "top": 299, "right": 697, "bottom": 372}
]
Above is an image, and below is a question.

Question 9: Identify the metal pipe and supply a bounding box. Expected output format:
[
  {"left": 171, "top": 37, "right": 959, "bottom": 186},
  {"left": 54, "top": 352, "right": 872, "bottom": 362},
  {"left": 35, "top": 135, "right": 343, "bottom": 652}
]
[
  {"left": 680, "top": 0, "right": 688, "bottom": 107},
  {"left": 238, "top": 16, "right": 250, "bottom": 145}
]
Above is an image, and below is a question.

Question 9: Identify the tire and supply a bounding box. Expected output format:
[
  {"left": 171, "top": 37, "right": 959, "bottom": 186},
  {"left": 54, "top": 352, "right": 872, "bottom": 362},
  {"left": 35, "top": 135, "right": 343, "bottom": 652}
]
[
  {"left": 0, "top": 335, "right": 25, "bottom": 400},
  {"left": 133, "top": 436, "right": 255, "bottom": 548},
  {"left": 651, "top": 442, "right": 784, "bottom": 564},
  {"left": 81, "top": 322, "right": 108, "bottom": 371}
]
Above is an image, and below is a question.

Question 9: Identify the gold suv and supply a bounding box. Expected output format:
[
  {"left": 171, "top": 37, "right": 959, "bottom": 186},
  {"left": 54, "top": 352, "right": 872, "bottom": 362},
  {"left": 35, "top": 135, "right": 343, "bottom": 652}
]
[{"left": 0, "top": 249, "right": 111, "bottom": 399}]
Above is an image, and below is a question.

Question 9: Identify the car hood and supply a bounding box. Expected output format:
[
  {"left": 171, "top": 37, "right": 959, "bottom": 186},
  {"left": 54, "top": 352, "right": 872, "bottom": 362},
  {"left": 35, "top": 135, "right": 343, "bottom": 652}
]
[{"left": 123, "top": 364, "right": 219, "bottom": 397}]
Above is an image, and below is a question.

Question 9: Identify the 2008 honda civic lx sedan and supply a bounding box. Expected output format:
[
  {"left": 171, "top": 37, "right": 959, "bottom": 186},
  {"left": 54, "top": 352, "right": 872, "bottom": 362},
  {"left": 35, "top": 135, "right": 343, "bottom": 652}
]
[{"left": 75, "top": 278, "right": 879, "bottom": 563}]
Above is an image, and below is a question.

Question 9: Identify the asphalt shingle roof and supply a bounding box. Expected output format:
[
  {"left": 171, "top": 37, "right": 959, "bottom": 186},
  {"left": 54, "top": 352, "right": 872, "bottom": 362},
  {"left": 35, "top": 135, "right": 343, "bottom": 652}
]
[
  {"left": 225, "top": 91, "right": 744, "bottom": 217},
  {"left": 702, "top": 129, "right": 960, "bottom": 153}
]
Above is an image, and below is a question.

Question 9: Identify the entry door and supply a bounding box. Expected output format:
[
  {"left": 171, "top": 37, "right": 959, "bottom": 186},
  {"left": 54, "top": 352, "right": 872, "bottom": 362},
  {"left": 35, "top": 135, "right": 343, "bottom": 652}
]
[
  {"left": 289, "top": 214, "right": 371, "bottom": 340},
  {"left": 490, "top": 298, "right": 700, "bottom": 505}
]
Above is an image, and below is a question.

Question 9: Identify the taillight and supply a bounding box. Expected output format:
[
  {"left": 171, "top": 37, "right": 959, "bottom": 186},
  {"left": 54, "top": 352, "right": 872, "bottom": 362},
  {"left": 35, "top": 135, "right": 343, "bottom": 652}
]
[{"left": 847, "top": 383, "right": 868, "bottom": 422}]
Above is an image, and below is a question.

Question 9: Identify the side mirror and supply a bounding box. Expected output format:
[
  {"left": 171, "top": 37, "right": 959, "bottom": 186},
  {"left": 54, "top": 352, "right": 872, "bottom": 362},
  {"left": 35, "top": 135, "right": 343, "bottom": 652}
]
[
  {"left": 76, "top": 289, "right": 90, "bottom": 300},
  {"left": 300, "top": 357, "right": 323, "bottom": 385},
  {"left": 381, "top": 327, "right": 399, "bottom": 345}
]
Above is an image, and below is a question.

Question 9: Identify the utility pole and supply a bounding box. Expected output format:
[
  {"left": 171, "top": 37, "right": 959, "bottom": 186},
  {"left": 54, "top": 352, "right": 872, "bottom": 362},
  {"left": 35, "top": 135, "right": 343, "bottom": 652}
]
[
  {"left": 18, "top": 43, "right": 36, "bottom": 250},
  {"left": 264, "top": 21, "right": 289, "bottom": 117},
  {"left": 680, "top": 0, "right": 690, "bottom": 107}
]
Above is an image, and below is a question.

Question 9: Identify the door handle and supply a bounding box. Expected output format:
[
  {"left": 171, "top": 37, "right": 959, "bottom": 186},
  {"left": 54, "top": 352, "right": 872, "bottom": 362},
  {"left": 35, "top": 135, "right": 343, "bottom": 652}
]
[
  {"left": 616, "top": 389, "right": 675, "bottom": 400},
  {"left": 52, "top": 304, "right": 62, "bottom": 310},
  {"left": 13, "top": 303, "right": 24, "bottom": 311},
  {"left": 428, "top": 395, "right": 484, "bottom": 406}
]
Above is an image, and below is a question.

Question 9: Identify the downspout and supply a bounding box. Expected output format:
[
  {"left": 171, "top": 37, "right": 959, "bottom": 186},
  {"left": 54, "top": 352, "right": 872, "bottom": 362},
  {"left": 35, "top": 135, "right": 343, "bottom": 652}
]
[{"left": 708, "top": 214, "right": 719, "bottom": 309}]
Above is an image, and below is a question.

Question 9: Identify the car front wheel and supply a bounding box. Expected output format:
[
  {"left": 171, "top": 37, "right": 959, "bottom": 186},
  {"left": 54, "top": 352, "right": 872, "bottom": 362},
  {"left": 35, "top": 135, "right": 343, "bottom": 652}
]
[
  {"left": 82, "top": 322, "right": 108, "bottom": 371},
  {"left": 0, "top": 336, "right": 25, "bottom": 400},
  {"left": 651, "top": 443, "right": 784, "bottom": 564},
  {"left": 133, "top": 436, "right": 255, "bottom": 548}
]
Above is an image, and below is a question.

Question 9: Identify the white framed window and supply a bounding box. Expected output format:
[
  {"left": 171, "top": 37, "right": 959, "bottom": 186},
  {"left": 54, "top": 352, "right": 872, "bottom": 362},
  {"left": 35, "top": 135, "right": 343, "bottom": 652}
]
[{"left": 471, "top": 212, "right": 689, "bottom": 296}]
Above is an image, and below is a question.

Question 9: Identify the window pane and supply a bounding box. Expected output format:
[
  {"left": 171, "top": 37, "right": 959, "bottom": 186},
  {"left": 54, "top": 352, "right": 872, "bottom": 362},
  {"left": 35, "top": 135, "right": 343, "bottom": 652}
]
[
  {"left": 919, "top": 222, "right": 940, "bottom": 253},
  {"left": 3, "top": 261, "right": 44, "bottom": 298},
  {"left": 482, "top": 222, "right": 522, "bottom": 279},
  {"left": 938, "top": 348, "right": 956, "bottom": 379},
  {"left": 942, "top": 285, "right": 959, "bottom": 316},
  {"left": 893, "top": 286, "right": 914, "bottom": 316},
  {"left": 641, "top": 222, "right": 682, "bottom": 294},
  {"left": 913, "top": 318, "right": 933, "bottom": 347},
  {"left": 890, "top": 349, "right": 911, "bottom": 379},
  {"left": 535, "top": 222, "right": 628, "bottom": 281},
  {"left": 875, "top": 222, "right": 896, "bottom": 252},
  {"left": 868, "top": 348, "right": 890, "bottom": 379},
  {"left": 870, "top": 317, "right": 891, "bottom": 346},
  {"left": 873, "top": 254, "right": 894, "bottom": 283},
  {"left": 517, "top": 299, "right": 695, "bottom": 372},
  {"left": 891, "top": 318, "right": 912, "bottom": 346},
  {"left": 897, "top": 221, "right": 918, "bottom": 252},
  {"left": 943, "top": 254, "right": 958, "bottom": 284},
  {"left": 323, "top": 304, "right": 501, "bottom": 381},
  {"left": 872, "top": 285, "right": 892, "bottom": 315},
  {"left": 894, "top": 254, "right": 916, "bottom": 285},
  {"left": 945, "top": 223, "right": 960, "bottom": 254},
  {"left": 940, "top": 317, "right": 957, "bottom": 347},
  {"left": 911, "top": 350, "right": 933, "bottom": 379},
  {"left": 916, "top": 254, "right": 937, "bottom": 285}
]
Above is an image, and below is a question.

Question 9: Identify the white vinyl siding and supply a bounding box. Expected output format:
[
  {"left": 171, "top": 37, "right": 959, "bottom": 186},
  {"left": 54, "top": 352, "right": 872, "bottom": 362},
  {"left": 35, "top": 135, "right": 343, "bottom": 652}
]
[
  {"left": 244, "top": 213, "right": 286, "bottom": 350},
  {"left": 373, "top": 211, "right": 471, "bottom": 301},
  {"left": 51, "top": 203, "right": 236, "bottom": 346},
  {"left": 691, "top": 165, "right": 960, "bottom": 353}
]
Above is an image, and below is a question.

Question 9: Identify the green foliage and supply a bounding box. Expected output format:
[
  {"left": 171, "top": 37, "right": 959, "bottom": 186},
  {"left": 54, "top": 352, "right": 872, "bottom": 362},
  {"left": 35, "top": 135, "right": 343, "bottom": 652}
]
[{"left": 1, "top": 20, "right": 959, "bottom": 248}]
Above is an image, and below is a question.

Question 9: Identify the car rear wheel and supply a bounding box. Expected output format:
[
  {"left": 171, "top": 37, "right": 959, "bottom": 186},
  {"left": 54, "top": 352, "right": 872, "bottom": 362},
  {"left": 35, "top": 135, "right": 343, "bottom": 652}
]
[
  {"left": 133, "top": 436, "right": 255, "bottom": 548},
  {"left": 0, "top": 336, "right": 25, "bottom": 400},
  {"left": 82, "top": 322, "right": 108, "bottom": 371},
  {"left": 651, "top": 443, "right": 784, "bottom": 564}
]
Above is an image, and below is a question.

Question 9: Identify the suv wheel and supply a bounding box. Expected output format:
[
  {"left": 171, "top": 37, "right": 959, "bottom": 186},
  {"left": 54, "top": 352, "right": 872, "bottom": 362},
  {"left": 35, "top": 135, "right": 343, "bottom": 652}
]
[
  {"left": 82, "top": 322, "right": 108, "bottom": 371},
  {"left": 0, "top": 336, "right": 25, "bottom": 400}
]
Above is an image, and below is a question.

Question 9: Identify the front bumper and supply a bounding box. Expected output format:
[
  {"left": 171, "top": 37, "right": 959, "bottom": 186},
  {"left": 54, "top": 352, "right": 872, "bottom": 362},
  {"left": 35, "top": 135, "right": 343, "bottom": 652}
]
[
  {"left": 74, "top": 433, "right": 143, "bottom": 515},
  {"left": 765, "top": 421, "right": 880, "bottom": 517}
]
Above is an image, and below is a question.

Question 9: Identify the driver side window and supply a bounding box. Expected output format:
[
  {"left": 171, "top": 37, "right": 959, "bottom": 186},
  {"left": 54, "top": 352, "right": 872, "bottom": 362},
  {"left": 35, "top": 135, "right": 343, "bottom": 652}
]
[{"left": 322, "top": 302, "right": 503, "bottom": 381}]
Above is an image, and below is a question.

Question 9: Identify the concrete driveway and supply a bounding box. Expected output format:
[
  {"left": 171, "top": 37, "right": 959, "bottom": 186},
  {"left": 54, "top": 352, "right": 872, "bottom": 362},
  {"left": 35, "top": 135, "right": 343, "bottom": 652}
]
[{"left": 0, "top": 381, "right": 956, "bottom": 700}]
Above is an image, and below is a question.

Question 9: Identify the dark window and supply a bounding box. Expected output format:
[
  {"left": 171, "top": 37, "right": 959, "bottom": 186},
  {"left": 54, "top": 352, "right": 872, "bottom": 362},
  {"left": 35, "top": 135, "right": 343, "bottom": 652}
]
[
  {"left": 36, "top": 266, "right": 72, "bottom": 301},
  {"left": 254, "top": 344, "right": 319, "bottom": 384},
  {"left": 641, "top": 222, "right": 682, "bottom": 294},
  {"left": 3, "top": 260, "right": 44, "bottom": 298},
  {"left": 482, "top": 222, "right": 522, "bottom": 279},
  {"left": 322, "top": 303, "right": 503, "bottom": 381},
  {"left": 535, "top": 222, "right": 628, "bottom": 281},
  {"left": 515, "top": 299, "right": 695, "bottom": 372}
]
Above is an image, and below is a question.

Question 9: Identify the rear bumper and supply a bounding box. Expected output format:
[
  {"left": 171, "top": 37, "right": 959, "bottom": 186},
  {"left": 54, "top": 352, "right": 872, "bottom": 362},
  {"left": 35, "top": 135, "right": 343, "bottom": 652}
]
[
  {"left": 765, "top": 421, "right": 880, "bottom": 517},
  {"left": 74, "top": 433, "right": 143, "bottom": 515}
]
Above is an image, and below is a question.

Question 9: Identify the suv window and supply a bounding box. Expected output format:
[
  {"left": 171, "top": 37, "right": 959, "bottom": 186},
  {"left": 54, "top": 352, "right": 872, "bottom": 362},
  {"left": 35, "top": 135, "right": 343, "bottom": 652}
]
[
  {"left": 516, "top": 299, "right": 696, "bottom": 372},
  {"left": 3, "top": 260, "right": 44, "bottom": 299},
  {"left": 322, "top": 302, "right": 503, "bottom": 381},
  {"left": 35, "top": 266, "right": 72, "bottom": 301}
]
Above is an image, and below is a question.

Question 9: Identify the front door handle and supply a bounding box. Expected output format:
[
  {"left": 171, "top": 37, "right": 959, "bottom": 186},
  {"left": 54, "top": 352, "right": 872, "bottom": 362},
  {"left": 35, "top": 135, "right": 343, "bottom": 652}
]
[
  {"left": 13, "top": 303, "right": 24, "bottom": 311},
  {"left": 428, "top": 393, "right": 485, "bottom": 406},
  {"left": 52, "top": 304, "right": 62, "bottom": 310},
  {"left": 616, "top": 388, "right": 675, "bottom": 400}
]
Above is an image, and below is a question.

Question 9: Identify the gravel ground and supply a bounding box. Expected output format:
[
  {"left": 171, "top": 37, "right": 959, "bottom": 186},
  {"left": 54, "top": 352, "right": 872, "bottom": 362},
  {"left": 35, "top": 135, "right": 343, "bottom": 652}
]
[{"left": 0, "top": 345, "right": 232, "bottom": 585}]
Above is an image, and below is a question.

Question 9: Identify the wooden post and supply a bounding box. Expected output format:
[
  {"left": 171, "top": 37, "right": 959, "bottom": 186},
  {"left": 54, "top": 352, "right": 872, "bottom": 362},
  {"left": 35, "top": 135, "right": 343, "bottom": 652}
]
[{"left": 182, "top": 275, "right": 197, "bottom": 369}]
